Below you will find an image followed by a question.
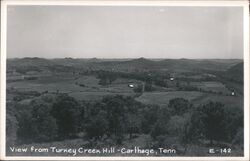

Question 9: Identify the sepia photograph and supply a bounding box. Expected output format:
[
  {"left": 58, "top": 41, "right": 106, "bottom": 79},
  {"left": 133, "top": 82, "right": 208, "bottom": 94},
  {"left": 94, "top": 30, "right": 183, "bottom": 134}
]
[{"left": 0, "top": 0, "right": 249, "bottom": 160}]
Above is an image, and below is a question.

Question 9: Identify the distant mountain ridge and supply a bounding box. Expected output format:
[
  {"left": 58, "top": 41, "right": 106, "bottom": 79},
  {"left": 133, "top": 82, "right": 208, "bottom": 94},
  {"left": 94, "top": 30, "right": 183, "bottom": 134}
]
[{"left": 7, "top": 57, "right": 243, "bottom": 73}]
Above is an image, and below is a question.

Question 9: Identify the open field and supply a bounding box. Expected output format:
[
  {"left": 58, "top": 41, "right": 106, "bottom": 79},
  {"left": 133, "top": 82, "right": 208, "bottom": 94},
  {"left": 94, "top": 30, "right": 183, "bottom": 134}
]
[
  {"left": 135, "top": 91, "right": 204, "bottom": 106},
  {"left": 7, "top": 75, "right": 136, "bottom": 100},
  {"left": 69, "top": 91, "right": 135, "bottom": 101},
  {"left": 192, "top": 93, "right": 243, "bottom": 108},
  {"left": 190, "top": 81, "right": 231, "bottom": 94}
]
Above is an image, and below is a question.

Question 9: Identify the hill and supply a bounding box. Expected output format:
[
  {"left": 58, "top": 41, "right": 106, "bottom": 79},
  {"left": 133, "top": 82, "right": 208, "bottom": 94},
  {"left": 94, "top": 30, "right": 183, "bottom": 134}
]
[{"left": 7, "top": 57, "right": 243, "bottom": 74}]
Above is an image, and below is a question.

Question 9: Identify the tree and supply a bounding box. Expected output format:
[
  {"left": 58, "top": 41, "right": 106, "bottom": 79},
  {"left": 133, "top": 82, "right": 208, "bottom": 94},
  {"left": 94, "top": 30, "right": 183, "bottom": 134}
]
[
  {"left": 85, "top": 110, "right": 108, "bottom": 140},
  {"left": 126, "top": 114, "right": 141, "bottom": 139},
  {"left": 232, "top": 127, "right": 243, "bottom": 148},
  {"left": 150, "top": 107, "right": 170, "bottom": 139},
  {"left": 154, "top": 78, "right": 168, "bottom": 87},
  {"left": 51, "top": 94, "right": 81, "bottom": 139},
  {"left": 15, "top": 103, "right": 35, "bottom": 144},
  {"left": 168, "top": 98, "right": 192, "bottom": 115},
  {"left": 30, "top": 99, "right": 58, "bottom": 142},
  {"left": 144, "top": 82, "right": 154, "bottom": 91},
  {"left": 167, "top": 115, "right": 186, "bottom": 136},
  {"left": 184, "top": 110, "right": 205, "bottom": 143},
  {"left": 199, "top": 102, "right": 227, "bottom": 144},
  {"left": 101, "top": 95, "right": 142, "bottom": 144},
  {"left": 6, "top": 109, "right": 18, "bottom": 145},
  {"left": 97, "top": 71, "right": 117, "bottom": 85},
  {"left": 224, "top": 107, "right": 243, "bottom": 142},
  {"left": 104, "top": 96, "right": 127, "bottom": 143},
  {"left": 14, "top": 99, "right": 58, "bottom": 143},
  {"left": 151, "top": 121, "right": 168, "bottom": 139},
  {"left": 141, "top": 105, "right": 159, "bottom": 134},
  {"left": 99, "top": 78, "right": 109, "bottom": 86}
]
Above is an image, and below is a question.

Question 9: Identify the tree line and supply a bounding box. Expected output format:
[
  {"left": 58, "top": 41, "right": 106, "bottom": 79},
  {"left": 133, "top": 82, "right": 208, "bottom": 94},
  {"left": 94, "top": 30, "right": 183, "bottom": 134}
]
[{"left": 6, "top": 94, "right": 243, "bottom": 153}]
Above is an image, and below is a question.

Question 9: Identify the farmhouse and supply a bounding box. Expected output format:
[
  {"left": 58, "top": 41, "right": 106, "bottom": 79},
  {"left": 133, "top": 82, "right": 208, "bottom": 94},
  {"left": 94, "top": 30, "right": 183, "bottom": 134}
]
[
  {"left": 128, "top": 84, "right": 134, "bottom": 88},
  {"left": 128, "top": 83, "right": 138, "bottom": 88}
]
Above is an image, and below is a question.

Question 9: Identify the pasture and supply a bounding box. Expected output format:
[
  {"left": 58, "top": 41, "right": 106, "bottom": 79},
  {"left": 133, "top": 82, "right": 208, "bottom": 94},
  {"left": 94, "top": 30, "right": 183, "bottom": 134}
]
[
  {"left": 192, "top": 93, "right": 243, "bottom": 108},
  {"left": 69, "top": 91, "right": 135, "bottom": 101},
  {"left": 190, "top": 81, "right": 231, "bottom": 94},
  {"left": 7, "top": 74, "right": 136, "bottom": 101},
  {"left": 135, "top": 91, "right": 204, "bottom": 106}
]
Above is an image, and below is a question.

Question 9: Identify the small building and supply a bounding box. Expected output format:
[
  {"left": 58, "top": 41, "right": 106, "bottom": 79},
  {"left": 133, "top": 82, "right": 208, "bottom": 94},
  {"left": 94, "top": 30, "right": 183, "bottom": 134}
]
[
  {"left": 231, "top": 91, "right": 235, "bottom": 96},
  {"left": 128, "top": 84, "right": 135, "bottom": 88},
  {"left": 170, "top": 77, "right": 174, "bottom": 81}
]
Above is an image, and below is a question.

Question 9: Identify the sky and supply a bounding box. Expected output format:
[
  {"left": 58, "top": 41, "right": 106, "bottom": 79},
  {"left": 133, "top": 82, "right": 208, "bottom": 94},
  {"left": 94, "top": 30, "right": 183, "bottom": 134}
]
[{"left": 7, "top": 5, "right": 243, "bottom": 59}]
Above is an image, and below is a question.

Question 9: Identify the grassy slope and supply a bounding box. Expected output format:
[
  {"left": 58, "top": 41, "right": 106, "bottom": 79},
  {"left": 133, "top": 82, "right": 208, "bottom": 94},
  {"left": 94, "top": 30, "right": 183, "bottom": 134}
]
[{"left": 135, "top": 91, "right": 204, "bottom": 106}]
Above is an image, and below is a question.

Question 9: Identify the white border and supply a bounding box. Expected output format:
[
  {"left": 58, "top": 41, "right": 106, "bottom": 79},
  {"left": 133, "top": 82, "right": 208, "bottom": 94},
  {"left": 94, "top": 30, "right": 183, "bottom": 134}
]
[{"left": 0, "top": 1, "right": 249, "bottom": 161}]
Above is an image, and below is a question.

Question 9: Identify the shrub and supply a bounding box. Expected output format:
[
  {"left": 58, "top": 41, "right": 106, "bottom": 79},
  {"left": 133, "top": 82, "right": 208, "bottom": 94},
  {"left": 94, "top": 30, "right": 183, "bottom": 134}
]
[
  {"left": 85, "top": 110, "right": 108, "bottom": 140},
  {"left": 168, "top": 98, "right": 192, "bottom": 115},
  {"left": 150, "top": 108, "right": 170, "bottom": 139},
  {"left": 51, "top": 94, "right": 81, "bottom": 139}
]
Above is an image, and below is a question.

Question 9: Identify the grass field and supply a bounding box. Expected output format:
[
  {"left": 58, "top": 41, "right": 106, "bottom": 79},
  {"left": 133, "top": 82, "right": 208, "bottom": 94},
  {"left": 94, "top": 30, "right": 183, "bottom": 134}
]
[
  {"left": 69, "top": 91, "right": 135, "bottom": 101},
  {"left": 7, "top": 74, "right": 243, "bottom": 108},
  {"left": 135, "top": 90, "right": 242, "bottom": 109},
  {"left": 7, "top": 70, "right": 243, "bottom": 109},
  {"left": 135, "top": 91, "right": 204, "bottom": 106},
  {"left": 7, "top": 80, "right": 81, "bottom": 93},
  {"left": 74, "top": 75, "right": 100, "bottom": 87},
  {"left": 7, "top": 75, "right": 137, "bottom": 101},
  {"left": 192, "top": 93, "right": 243, "bottom": 108},
  {"left": 190, "top": 81, "right": 231, "bottom": 94}
]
